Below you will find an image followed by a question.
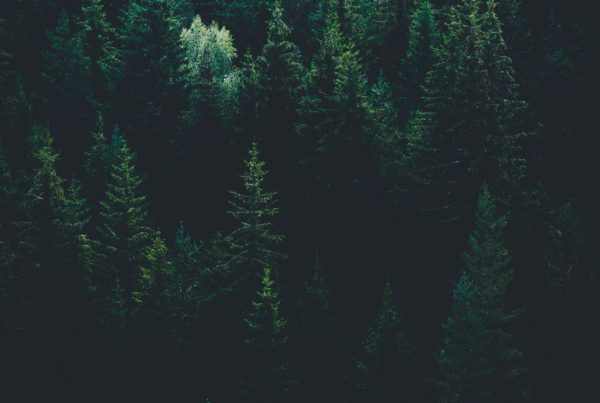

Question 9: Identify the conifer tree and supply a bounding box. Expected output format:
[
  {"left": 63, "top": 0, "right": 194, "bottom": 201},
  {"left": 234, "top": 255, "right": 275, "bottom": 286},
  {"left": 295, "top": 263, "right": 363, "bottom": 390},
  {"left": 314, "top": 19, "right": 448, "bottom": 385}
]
[
  {"left": 42, "top": 10, "right": 94, "bottom": 158},
  {"left": 344, "top": 0, "right": 409, "bottom": 78},
  {"left": 406, "top": 0, "right": 440, "bottom": 112},
  {"left": 79, "top": 0, "right": 118, "bottom": 110},
  {"left": 15, "top": 129, "right": 93, "bottom": 341},
  {"left": 400, "top": 0, "right": 531, "bottom": 226},
  {"left": 179, "top": 15, "right": 239, "bottom": 148},
  {"left": 436, "top": 186, "right": 525, "bottom": 403},
  {"left": 296, "top": 252, "right": 343, "bottom": 401},
  {"left": 115, "top": 0, "right": 183, "bottom": 177},
  {"left": 227, "top": 143, "right": 283, "bottom": 296},
  {"left": 95, "top": 133, "right": 167, "bottom": 328},
  {"left": 242, "top": 266, "right": 294, "bottom": 401},
  {"left": 356, "top": 275, "right": 415, "bottom": 402},
  {"left": 256, "top": 1, "right": 304, "bottom": 147}
]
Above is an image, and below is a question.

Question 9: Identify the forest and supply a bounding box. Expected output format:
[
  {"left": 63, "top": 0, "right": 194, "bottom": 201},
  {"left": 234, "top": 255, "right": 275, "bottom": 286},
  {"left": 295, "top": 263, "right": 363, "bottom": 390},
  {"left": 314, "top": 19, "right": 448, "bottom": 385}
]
[{"left": 0, "top": 0, "right": 598, "bottom": 401}]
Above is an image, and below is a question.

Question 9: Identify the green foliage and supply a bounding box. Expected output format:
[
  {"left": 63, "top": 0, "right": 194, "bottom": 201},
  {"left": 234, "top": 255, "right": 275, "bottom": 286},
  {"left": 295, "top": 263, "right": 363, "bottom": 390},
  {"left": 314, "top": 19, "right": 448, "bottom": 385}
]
[
  {"left": 115, "top": 0, "right": 183, "bottom": 152},
  {"left": 79, "top": 0, "right": 118, "bottom": 108},
  {"left": 242, "top": 266, "right": 294, "bottom": 400},
  {"left": 399, "top": 0, "right": 531, "bottom": 224},
  {"left": 227, "top": 143, "right": 283, "bottom": 294},
  {"left": 42, "top": 10, "right": 94, "bottom": 126},
  {"left": 255, "top": 1, "right": 304, "bottom": 140},
  {"left": 406, "top": 0, "right": 440, "bottom": 111},
  {"left": 357, "top": 275, "right": 415, "bottom": 401},
  {"left": 344, "top": 0, "right": 409, "bottom": 77},
  {"left": 436, "top": 186, "right": 526, "bottom": 403},
  {"left": 179, "top": 15, "right": 239, "bottom": 133},
  {"left": 95, "top": 133, "right": 167, "bottom": 327}
]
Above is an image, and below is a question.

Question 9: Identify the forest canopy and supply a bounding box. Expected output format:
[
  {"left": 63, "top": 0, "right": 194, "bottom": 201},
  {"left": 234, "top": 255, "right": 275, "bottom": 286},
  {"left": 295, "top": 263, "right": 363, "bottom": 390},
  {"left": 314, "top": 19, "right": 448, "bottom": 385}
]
[{"left": 0, "top": 0, "right": 598, "bottom": 402}]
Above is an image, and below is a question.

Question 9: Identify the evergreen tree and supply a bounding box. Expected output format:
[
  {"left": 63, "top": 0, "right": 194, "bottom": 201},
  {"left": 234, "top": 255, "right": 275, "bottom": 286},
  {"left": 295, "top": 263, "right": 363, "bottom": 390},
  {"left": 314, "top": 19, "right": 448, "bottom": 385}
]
[
  {"left": 255, "top": 0, "right": 304, "bottom": 148},
  {"left": 242, "top": 266, "right": 294, "bottom": 400},
  {"left": 356, "top": 275, "right": 415, "bottom": 402},
  {"left": 115, "top": 0, "right": 183, "bottom": 183},
  {"left": 42, "top": 10, "right": 94, "bottom": 163},
  {"left": 179, "top": 15, "right": 239, "bottom": 151},
  {"left": 406, "top": 0, "right": 440, "bottom": 112},
  {"left": 399, "top": 0, "right": 531, "bottom": 226},
  {"left": 295, "top": 252, "right": 343, "bottom": 401},
  {"left": 227, "top": 143, "right": 283, "bottom": 296},
  {"left": 436, "top": 186, "right": 526, "bottom": 403},
  {"left": 344, "top": 0, "right": 409, "bottom": 78},
  {"left": 79, "top": 0, "right": 118, "bottom": 110},
  {"left": 95, "top": 133, "right": 166, "bottom": 328}
]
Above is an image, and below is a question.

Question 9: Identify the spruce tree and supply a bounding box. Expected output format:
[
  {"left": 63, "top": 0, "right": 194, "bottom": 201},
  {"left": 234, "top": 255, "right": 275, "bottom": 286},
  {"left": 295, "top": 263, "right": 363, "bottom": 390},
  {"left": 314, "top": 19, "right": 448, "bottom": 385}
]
[
  {"left": 356, "top": 275, "right": 415, "bottom": 402},
  {"left": 115, "top": 0, "right": 183, "bottom": 182},
  {"left": 227, "top": 143, "right": 283, "bottom": 296},
  {"left": 95, "top": 133, "right": 166, "bottom": 328},
  {"left": 406, "top": 0, "right": 440, "bottom": 112},
  {"left": 42, "top": 10, "right": 94, "bottom": 162},
  {"left": 79, "top": 0, "right": 118, "bottom": 110},
  {"left": 400, "top": 0, "right": 531, "bottom": 226},
  {"left": 242, "top": 266, "right": 294, "bottom": 401},
  {"left": 344, "top": 0, "right": 409, "bottom": 78},
  {"left": 256, "top": 0, "right": 304, "bottom": 148},
  {"left": 296, "top": 252, "right": 343, "bottom": 401},
  {"left": 436, "top": 186, "right": 525, "bottom": 403}
]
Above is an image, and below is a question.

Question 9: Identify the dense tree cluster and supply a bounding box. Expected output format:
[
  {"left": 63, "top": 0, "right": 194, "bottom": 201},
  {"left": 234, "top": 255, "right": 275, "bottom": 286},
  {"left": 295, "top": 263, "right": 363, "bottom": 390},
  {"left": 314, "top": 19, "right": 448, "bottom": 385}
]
[{"left": 1, "top": 0, "right": 598, "bottom": 401}]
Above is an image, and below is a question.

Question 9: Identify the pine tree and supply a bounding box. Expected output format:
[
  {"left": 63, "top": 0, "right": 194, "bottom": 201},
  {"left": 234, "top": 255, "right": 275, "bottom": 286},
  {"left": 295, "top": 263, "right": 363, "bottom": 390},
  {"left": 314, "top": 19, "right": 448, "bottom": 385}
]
[
  {"left": 95, "top": 133, "right": 166, "bottom": 328},
  {"left": 356, "top": 275, "right": 415, "bottom": 402},
  {"left": 436, "top": 186, "right": 525, "bottom": 403},
  {"left": 179, "top": 15, "right": 239, "bottom": 150},
  {"left": 344, "top": 0, "right": 409, "bottom": 78},
  {"left": 400, "top": 0, "right": 530, "bottom": 226},
  {"left": 296, "top": 252, "right": 343, "bottom": 401},
  {"left": 406, "top": 0, "right": 440, "bottom": 112},
  {"left": 242, "top": 266, "right": 294, "bottom": 400},
  {"left": 79, "top": 0, "right": 118, "bottom": 110},
  {"left": 115, "top": 0, "right": 183, "bottom": 179},
  {"left": 227, "top": 143, "right": 283, "bottom": 296},
  {"left": 255, "top": 1, "right": 304, "bottom": 147},
  {"left": 42, "top": 10, "right": 94, "bottom": 160}
]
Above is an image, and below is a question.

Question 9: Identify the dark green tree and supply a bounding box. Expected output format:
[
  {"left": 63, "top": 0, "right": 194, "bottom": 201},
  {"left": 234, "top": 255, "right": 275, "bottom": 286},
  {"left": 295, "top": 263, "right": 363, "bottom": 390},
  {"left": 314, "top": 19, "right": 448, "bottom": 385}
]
[
  {"left": 42, "top": 10, "right": 94, "bottom": 162},
  {"left": 406, "top": 0, "right": 440, "bottom": 112},
  {"left": 95, "top": 133, "right": 167, "bottom": 329},
  {"left": 344, "top": 0, "right": 409, "bottom": 78},
  {"left": 436, "top": 186, "right": 526, "bottom": 403},
  {"left": 295, "top": 252, "right": 343, "bottom": 401},
  {"left": 115, "top": 0, "right": 183, "bottom": 184},
  {"left": 356, "top": 275, "right": 415, "bottom": 402},
  {"left": 400, "top": 0, "right": 531, "bottom": 226},
  {"left": 242, "top": 266, "right": 294, "bottom": 401},
  {"left": 227, "top": 143, "right": 283, "bottom": 296},
  {"left": 217, "top": 0, "right": 273, "bottom": 54},
  {"left": 79, "top": 0, "right": 118, "bottom": 110},
  {"left": 255, "top": 0, "right": 304, "bottom": 149}
]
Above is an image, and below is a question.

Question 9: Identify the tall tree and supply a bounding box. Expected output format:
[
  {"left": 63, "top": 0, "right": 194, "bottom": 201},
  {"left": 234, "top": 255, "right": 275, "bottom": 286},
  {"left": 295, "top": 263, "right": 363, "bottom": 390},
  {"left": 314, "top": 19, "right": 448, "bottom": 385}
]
[
  {"left": 356, "top": 275, "right": 415, "bottom": 402},
  {"left": 241, "top": 266, "right": 294, "bottom": 401},
  {"left": 227, "top": 143, "right": 283, "bottom": 296},
  {"left": 344, "top": 0, "right": 409, "bottom": 79},
  {"left": 436, "top": 186, "right": 526, "bottom": 403},
  {"left": 42, "top": 10, "right": 94, "bottom": 166},
  {"left": 115, "top": 0, "right": 183, "bottom": 192},
  {"left": 217, "top": 0, "right": 273, "bottom": 54},
  {"left": 255, "top": 0, "right": 304, "bottom": 151},
  {"left": 406, "top": 0, "right": 440, "bottom": 112},
  {"left": 399, "top": 0, "right": 531, "bottom": 227},
  {"left": 79, "top": 0, "right": 118, "bottom": 111},
  {"left": 95, "top": 133, "right": 168, "bottom": 330}
]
